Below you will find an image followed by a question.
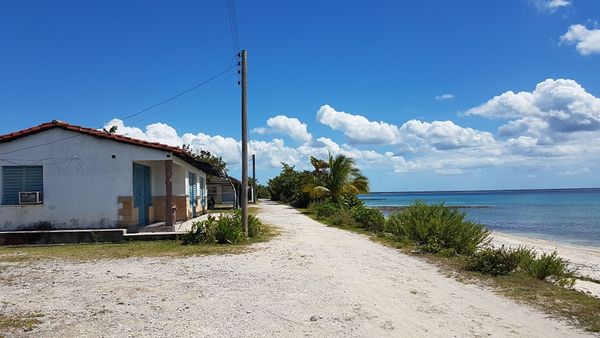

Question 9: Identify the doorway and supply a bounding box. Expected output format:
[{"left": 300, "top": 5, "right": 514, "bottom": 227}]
[{"left": 133, "top": 163, "right": 152, "bottom": 225}]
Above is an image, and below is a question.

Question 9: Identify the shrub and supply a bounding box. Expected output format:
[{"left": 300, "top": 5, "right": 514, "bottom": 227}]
[
  {"left": 468, "top": 246, "right": 522, "bottom": 276},
  {"left": 385, "top": 201, "right": 490, "bottom": 255},
  {"left": 211, "top": 215, "right": 244, "bottom": 244},
  {"left": 182, "top": 211, "right": 264, "bottom": 245},
  {"left": 311, "top": 201, "right": 340, "bottom": 219},
  {"left": 231, "top": 209, "right": 264, "bottom": 238},
  {"left": 256, "top": 184, "right": 271, "bottom": 199},
  {"left": 327, "top": 209, "right": 358, "bottom": 228},
  {"left": 290, "top": 191, "right": 311, "bottom": 208},
  {"left": 351, "top": 206, "right": 385, "bottom": 232},
  {"left": 467, "top": 246, "right": 575, "bottom": 286},
  {"left": 342, "top": 194, "right": 364, "bottom": 209},
  {"left": 267, "top": 163, "right": 312, "bottom": 206},
  {"left": 181, "top": 220, "right": 208, "bottom": 245},
  {"left": 526, "top": 251, "right": 575, "bottom": 286}
]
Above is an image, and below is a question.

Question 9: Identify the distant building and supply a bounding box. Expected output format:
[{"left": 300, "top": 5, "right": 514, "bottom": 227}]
[
  {"left": 0, "top": 120, "right": 222, "bottom": 231},
  {"left": 208, "top": 175, "right": 241, "bottom": 208}
]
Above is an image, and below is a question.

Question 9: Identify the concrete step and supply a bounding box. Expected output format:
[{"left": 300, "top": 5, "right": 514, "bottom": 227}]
[{"left": 123, "top": 231, "right": 186, "bottom": 241}]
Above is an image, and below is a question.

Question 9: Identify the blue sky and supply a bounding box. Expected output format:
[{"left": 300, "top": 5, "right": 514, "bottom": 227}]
[{"left": 1, "top": 0, "right": 600, "bottom": 191}]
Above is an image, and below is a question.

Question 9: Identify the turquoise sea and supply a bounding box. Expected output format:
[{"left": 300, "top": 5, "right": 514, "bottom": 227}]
[{"left": 358, "top": 189, "right": 600, "bottom": 247}]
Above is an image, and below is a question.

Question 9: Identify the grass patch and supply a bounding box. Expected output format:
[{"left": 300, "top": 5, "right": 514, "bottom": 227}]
[
  {"left": 0, "top": 207, "right": 278, "bottom": 263},
  {"left": 0, "top": 241, "right": 249, "bottom": 262},
  {"left": 299, "top": 206, "right": 600, "bottom": 333},
  {"left": 0, "top": 225, "right": 278, "bottom": 263},
  {"left": 0, "top": 312, "right": 43, "bottom": 337}
]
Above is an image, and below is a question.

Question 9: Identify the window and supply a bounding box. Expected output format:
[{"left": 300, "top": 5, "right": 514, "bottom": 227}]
[
  {"left": 2, "top": 166, "right": 43, "bottom": 205},
  {"left": 199, "top": 176, "right": 206, "bottom": 207}
]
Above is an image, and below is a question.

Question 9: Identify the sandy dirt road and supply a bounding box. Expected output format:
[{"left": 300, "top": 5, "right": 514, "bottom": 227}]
[{"left": 0, "top": 201, "right": 592, "bottom": 337}]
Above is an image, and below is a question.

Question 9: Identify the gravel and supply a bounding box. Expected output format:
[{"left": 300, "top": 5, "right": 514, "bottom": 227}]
[{"left": 0, "top": 201, "right": 591, "bottom": 337}]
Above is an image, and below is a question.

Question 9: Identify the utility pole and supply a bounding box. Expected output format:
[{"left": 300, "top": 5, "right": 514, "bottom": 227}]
[
  {"left": 252, "top": 154, "right": 256, "bottom": 203},
  {"left": 240, "top": 50, "right": 249, "bottom": 237}
]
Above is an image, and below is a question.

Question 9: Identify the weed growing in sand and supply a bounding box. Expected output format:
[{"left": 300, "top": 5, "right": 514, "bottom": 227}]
[{"left": 0, "top": 312, "right": 43, "bottom": 336}]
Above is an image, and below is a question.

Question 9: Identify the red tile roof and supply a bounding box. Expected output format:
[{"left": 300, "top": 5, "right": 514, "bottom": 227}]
[{"left": 0, "top": 120, "right": 223, "bottom": 176}]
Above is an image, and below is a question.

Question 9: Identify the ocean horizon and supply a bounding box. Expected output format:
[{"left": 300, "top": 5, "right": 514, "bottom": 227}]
[{"left": 359, "top": 188, "right": 600, "bottom": 247}]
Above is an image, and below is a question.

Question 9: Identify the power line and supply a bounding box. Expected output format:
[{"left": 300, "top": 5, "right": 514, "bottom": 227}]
[
  {"left": 226, "top": 0, "right": 241, "bottom": 55},
  {"left": 0, "top": 65, "right": 237, "bottom": 157},
  {"left": 118, "top": 64, "right": 237, "bottom": 121},
  {"left": 0, "top": 134, "right": 81, "bottom": 157},
  {"left": 125, "top": 71, "right": 237, "bottom": 125}
]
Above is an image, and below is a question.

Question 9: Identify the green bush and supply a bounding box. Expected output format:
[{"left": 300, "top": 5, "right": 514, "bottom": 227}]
[
  {"left": 232, "top": 209, "right": 264, "bottom": 238},
  {"left": 182, "top": 211, "right": 264, "bottom": 245},
  {"left": 467, "top": 246, "right": 524, "bottom": 276},
  {"left": 467, "top": 246, "right": 575, "bottom": 285},
  {"left": 327, "top": 209, "right": 358, "bottom": 228},
  {"left": 211, "top": 215, "right": 244, "bottom": 244},
  {"left": 181, "top": 220, "right": 207, "bottom": 245},
  {"left": 256, "top": 184, "right": 271, "bottom": 199},
  {"left": 526, "top": 251, "right": 575, "bottom": 286},
  {"left": 342, "top": 194, "right": 364, "bottom": 209},
  {"left": 267, "top": 163, "right": 312, "bottom": 207},
  {"left": 385, "top": 201, "right": 490, "bottom": 255},
  {"left": 351, "top": 206, "right": 385, "bottom": 232},
  {"left": 311, "top": 201, "right": 340, "bottom": 219}
]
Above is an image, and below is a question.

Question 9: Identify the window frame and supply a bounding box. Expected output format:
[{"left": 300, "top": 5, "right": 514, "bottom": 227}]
[{"left": 1, "top": 165, "right": 44, "bottom": 206}]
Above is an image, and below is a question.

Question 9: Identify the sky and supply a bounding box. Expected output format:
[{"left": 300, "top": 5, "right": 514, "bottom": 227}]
[{"left": 1, "top": 0, "right": 600, "bottom": 192}]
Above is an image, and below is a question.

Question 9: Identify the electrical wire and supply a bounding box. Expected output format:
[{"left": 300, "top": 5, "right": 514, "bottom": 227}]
[
  {"left": 226, "top": 0, "right": 241, "bottom": 56},
  {"left": 0, "top": 64, "right": 237, "bottom": 157},
  {"left": 125, "top": 71, "right": 238, "bottom": 126},
  {"left": 118, "top": 64, "right": 236, "bottom": 121}
]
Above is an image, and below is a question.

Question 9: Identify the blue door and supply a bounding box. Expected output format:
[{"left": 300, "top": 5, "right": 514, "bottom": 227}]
[
  {"left": 133, "top": 163, "right": 152, "bottom": 225},
  {"left": 189, "top": 172, "right": 197, "bottom": 218}
]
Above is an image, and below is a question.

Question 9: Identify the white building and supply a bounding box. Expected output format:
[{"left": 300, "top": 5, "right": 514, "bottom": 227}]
[{"left": 0, "top": 120, "right": 220, "bottom": 231}]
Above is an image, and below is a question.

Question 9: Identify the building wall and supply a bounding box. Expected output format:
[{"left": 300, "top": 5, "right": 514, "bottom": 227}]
[
  {"left": 136, "top": 158, "right": 207, "bottom": 222},
  {"left": 0, "top": 128, "right": 180, "bottom": 230},
  {"left": 208, "top": 183, "right": 236, "bottom": 205}
]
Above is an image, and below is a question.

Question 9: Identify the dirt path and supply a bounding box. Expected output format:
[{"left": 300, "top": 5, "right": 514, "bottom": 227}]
[{"left": 0, "top": 201, "right": 592, "bottom": 337}]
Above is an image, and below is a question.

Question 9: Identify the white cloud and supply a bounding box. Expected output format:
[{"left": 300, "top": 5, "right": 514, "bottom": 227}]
[
  {"left": 102, "top": 118, "right": 405, "bottom": 173},
  {"left": 528, "top": 0, "right": 570, "bottom": 13},
  {"left": 103, "top": 81, "right": 600, "bottom": 181},
  {"left": 103, "top": 119, "right": 180, "bottom": 147},
  {"left": 182, "top": 132, "right": 241, "bottom": 165},
  {"left": 559, "top": 167, "right": 590, "bottom": 176},
  {"left": 316, "top": 105, "right": 400, "bottom": 144},
  {"left": 317, "top": 105, "right": 499, "bottom": 152},
  {"left": 435, "top": 94, "right": 455, "bottom": 100},
  {"left": 253, "top": 115, "right": 312, "bottom": 143},
  {"left": 465, "top": 79, "right": 600, "bottom": 143},
  {"left": 561, "top": 24, "right": 600, "bottom": 55},
  {"left": 399, "top": 120, "right": 496, "bottom": 151}
]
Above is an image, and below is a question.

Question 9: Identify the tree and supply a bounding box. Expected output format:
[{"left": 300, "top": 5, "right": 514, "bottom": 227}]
[
  {"left": 304, "top": 154, "right": 369, "bottom": 203},
  {"left": 267, "top": 163, "right": 312, "bottom": 207},
  {"left": 103, "top": 125, "right": 118, "bottom": 134},
  {"left": 181, "top": 144, "right": 227, "bottom": 174}
]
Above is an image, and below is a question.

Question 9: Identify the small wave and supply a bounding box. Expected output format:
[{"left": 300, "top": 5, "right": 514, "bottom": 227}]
[{"left": 370, "top": 205, "right": 491, "bottom": 211}]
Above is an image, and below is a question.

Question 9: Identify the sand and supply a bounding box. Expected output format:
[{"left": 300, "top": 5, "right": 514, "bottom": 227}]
[
  {"left": 0, "top": 201, "right": 593, "bottom": 337},
  {"left": 491, "top": 231, "right": 600, "bottom": 298}
]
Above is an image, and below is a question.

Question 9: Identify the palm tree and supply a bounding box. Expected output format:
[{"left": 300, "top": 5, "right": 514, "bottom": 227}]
[{"left": 304, "top": 154, "right": 369, "bottom": 203}]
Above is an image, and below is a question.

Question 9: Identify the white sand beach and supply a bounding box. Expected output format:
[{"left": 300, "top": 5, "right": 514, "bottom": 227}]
[
  {"left": 0, "top": 201, "right": 593, "bottom": 337},
  {"left": 491, "top": 231, "right": 600, "bottom": 298}
]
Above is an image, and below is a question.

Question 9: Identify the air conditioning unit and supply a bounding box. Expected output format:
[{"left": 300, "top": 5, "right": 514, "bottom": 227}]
[{"left": 19, "top": 191, "right": 43, "bottom": 205}]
